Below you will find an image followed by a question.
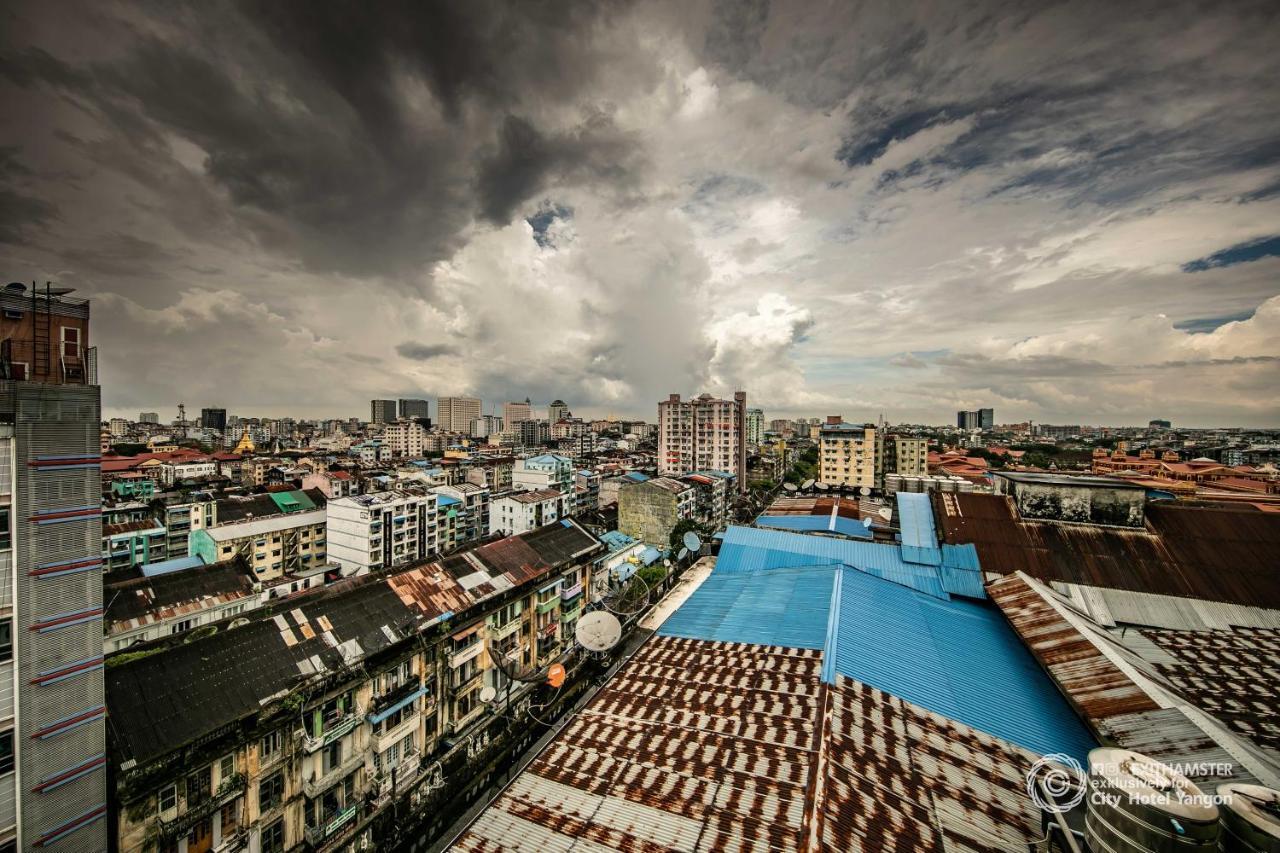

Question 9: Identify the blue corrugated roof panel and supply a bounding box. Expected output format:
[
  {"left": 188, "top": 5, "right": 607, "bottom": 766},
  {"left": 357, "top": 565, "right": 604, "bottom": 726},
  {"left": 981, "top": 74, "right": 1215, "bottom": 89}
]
[
  {"left": 140, "top": 555, "right": 206, "bottom": 577},
  {"left": 658, "top": 565, "right": 837, "bottom": 649},
  {"left": 599, "top": 530, "right": 635, "bottom": 553},
  {"left": 939, "top": 543, "right": 986, "bottom": 599},
  {"left": 623, "top": 472, "right": 649, "bottom": 482},
  {"left": 828, "top": 567, "right": 1095, "bottom": 762},
  {"left": 896, "top": 492, "right": 942, "bottom": 565},
  {"left": 639, "top": 547, "right": 662, "bottom": 565}
]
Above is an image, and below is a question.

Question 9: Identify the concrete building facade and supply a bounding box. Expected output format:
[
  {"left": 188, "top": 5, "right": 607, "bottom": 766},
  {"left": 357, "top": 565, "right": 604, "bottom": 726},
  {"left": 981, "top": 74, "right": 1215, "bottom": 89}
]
[
  {"left": 657, "top": 391, "right": 747, "bottom": 492},
  {"left": 489, "top": 490, "right": 569, "bottom": 536},
  {"left": 436, "top": 397, "right": 481, "bottom": 433},
  {"left": 326, "top": 490, "right": 441, "bottom": 574},
  {"left": 819, "top": 417, "right": 877, "bottom": 491}
]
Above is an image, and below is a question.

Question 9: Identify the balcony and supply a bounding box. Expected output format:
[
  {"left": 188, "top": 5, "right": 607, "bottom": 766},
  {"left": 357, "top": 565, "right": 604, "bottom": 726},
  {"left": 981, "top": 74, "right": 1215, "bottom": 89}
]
[
  {"left": 450, "top": 667, "right": 482, "bottom": 692},
  {"left": 535, "top": 595, "right": 561, "bottom": 615},
  {"left": 157, "top": 774, "right": 246, "bottom": 842},
  {"left": 560, "top": 601, "right": 583, "bottom": 623},
  {"left": 488, "top": 618, "right": 521, "bottom": 641},
  {"left": 302, "top": 709, "right": 363, "bottom": 753},
  {"left": 371, "top": 710, "right": 419, "bottom": 754},
  {"left": 448, "top": 640, "right": 484, "bottom": 669},
  {"left": 303, "top": 751, "right": 365, "bottom": 799},
  {"left": 560, "top": 581, "right": 583, "bottom": 601},
  {"left": 304, "top": 803, "right": 360, "bottom": 847}
]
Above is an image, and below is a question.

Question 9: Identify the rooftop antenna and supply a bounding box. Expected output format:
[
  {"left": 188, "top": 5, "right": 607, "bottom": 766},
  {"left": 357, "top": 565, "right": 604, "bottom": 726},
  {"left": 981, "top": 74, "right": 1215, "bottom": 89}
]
[
  {"left": 177, "top": 402, "right": 186, "bottom": 425},
  {"left": 574, "top": 610, "right": 622, "bottom": 652}
]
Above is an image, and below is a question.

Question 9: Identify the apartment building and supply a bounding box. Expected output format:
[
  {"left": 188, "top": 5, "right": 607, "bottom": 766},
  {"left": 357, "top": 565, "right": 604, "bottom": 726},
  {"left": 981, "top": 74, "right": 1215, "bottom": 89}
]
[
  {"left": 874, "top": 434, "right": 929, "bottom": 488},
  {"left": 819, "top": 416, "right": 877, "bottom": 491},
  {"left": 107, "top": 521, "right": 603, "bottom": 853},
  {"left": 547, "top": 400, "right": 569, "bottom": 424},
  {"left": 370, "top": 399, "right": 397, "bottom": 424},
  {"left": 397, "top": 398, "right": 429, "bottom": 420},
  {"left": 617, "top": 476, "right": 697, "bottom": 547},
  {"left": 436, "top": 397, "right": 481, "bottom": 433},
  {"left": 326, "top": 490, "right": 441, "bottom": 574},
  {"left": 745, "top": 407, "right": 764, "bottom": 445},
  {"left": 301, "top": 469, "right": 357, "bottom": 499},
  {"left": 189, "top": 496, "right": 328, "bottom": 582},
  {"left": 0, "top": 282, "right": 106, "bottom": 851},
  {"left": 657, "top": 391, "right": 747, "bottom": 492},
  {"left": 382, "top": 418, "right": 432, "bottom": 458},
  {"left": 511, "top": 453, "right": 573, "bottom": 493},
  {"left": 489, "top": 489, "right": 570, "bottom": 535},
  {"left": 502, "top": 400, "right": 532, "bottom": 425},
  {"left": 430, "top": 482, "right": 490, "bottom": 542},
  {"left": 103, "top": 557, "right": 259, "bottom": 652}
]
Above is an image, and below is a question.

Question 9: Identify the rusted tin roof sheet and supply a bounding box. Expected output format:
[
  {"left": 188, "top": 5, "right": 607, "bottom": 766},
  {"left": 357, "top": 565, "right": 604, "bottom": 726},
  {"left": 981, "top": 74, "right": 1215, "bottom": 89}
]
[
  {"left": 454, "top": 635, "right": 1046, "bottom": 852},
  {"left": 939, "top": 493, "right": 1280, "bottom": 607}
]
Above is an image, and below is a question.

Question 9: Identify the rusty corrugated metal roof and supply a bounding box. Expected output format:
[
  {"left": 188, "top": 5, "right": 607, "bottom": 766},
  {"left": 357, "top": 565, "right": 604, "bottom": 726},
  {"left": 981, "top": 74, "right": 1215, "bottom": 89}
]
[{"left": 453, "top": 635, "right": 1048, "bottom": 852}]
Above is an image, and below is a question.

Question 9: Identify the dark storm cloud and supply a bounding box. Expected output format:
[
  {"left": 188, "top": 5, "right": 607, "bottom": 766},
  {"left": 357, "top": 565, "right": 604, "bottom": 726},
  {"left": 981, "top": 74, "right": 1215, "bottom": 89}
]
[
  {"left": 2, "top": 0, "right": 645, "bottom": 278},
  {"left": 395, "top": 342, "right": 458, "bottom": 360},
  {"left": 0, "top": 147, "right": 58, "bottom": 245},
  {"left": 1183, "top": 236, "right": 1280, "bottom": 272},
  {"left": 1173, "top": 312, "right": 1256, "bottom": 334}
]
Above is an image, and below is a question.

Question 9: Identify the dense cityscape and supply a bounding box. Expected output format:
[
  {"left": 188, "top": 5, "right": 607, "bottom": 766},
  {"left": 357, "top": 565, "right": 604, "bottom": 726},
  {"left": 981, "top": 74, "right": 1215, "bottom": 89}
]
[{"left": 4, "top": 1, "right": 1280, "bottom": 852}]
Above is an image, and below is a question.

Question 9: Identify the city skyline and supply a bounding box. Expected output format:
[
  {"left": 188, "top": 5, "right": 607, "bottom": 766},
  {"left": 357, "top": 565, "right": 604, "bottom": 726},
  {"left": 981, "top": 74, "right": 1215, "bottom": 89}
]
[{"left": 4, "top": 1, "right": 1279, "bottom": 427}]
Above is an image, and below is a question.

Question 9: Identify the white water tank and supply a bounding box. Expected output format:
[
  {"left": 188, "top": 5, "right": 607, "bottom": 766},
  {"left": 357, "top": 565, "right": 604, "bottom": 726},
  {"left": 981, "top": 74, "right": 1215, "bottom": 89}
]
[
  {"left": 1085, "top": 747, "right": 1219, "bottom": 852},
  {"left": 1217, "top": 783, "right": 1280, "bottom": 852}
]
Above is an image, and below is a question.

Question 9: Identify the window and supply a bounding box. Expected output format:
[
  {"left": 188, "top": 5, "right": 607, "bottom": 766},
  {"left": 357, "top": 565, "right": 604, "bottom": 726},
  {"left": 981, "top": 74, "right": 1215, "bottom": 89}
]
[
  {"left": 172, "top": 619, "right": 193, "bottom": 634},
  {"left": 218, "top": 753, "right": 235, "bottom": 781},
  {"left": 0, "top": 619, "right": 10, "bottom": 663},
  {"left": 261, "top": 819, "right": 284, "bottom": 853},
  {"left": 261, "top": 729, "right": 283, "bottom": 760},
  {"left": 60, "top": 326, "right": 81, "bottom": 359},
  {"left": 187, "top": 765, "right": 212, "bottom": 803},
  {"left": 0, "top": 507, "right": 8, "bottom": 550},
  {"left": 259, "top": 771, "right": 284, "bottom": 811},
  {"left": 158, "top": 783, "right": 177, "bottom": 814}
]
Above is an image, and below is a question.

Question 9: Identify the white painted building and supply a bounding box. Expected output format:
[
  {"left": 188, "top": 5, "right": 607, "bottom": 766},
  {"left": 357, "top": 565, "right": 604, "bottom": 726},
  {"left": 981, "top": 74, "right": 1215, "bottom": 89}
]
[
  {"left": 511, "top": 453, "right": 573, "bottom": 493},
  {"left": 326, "top": 490, "right": 440, "bottom": 573},
  {"left": 383, "top": 418, "right": 433, "bottom": 458},
  {"left": 489, "top": 489, "right": 570, "bottom": 536}
]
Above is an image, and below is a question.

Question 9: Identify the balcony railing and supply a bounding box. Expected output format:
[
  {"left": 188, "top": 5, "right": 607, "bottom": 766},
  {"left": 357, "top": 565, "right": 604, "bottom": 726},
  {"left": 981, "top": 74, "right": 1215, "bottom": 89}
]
[
  {"left": 303, "top": 752, "right": 365, "bottom": 799},
  {"left": 447, "top": 641, "right": 484, "bottom": 669},
  {"left": 488, "top": 617, "right": 522, "bottom": 641},
  {"left": 302, "top": 709, "right": 363, "bottom": 753},
  {"left": 536, "top": 595, "right": 561, "bottom": 615},
  {"left": 304, "top": 803, "right": 360, "bottom": 847},
  {"left": 157, "top": 774, "right": 246, "bottom": 842}
]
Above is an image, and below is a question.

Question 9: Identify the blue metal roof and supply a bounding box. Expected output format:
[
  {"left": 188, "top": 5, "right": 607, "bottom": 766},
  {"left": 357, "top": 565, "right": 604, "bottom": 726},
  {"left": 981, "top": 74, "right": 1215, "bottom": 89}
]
[
  {"left": 598, "top": 530, "right": 636, "bottom": 553},
  {"left": 140, "top": 555, "right": 206, "bottom": 577},
  {"left": 639, "top": 547, "right": 662, "bottom": 566},
  {"left": 658, "top": 565, "right": 837, "bottom": 649},
  {"left": 896, "top": 492, "right": 941, "bottom": 566},
  {"left": 826, "top": 567, "right": 1096, "bottom": 762},
  {"left": 755, "top": 514, "right": 873, "bottom": 540},
  {"left": 436, "top": 495, "right": 461, "bottom": 506},
  {"left": 623, "top": 471, "right": 649, "bottom": 482},
  {"left": 939, "top": 543, "right": 985, "bottom": 598}
]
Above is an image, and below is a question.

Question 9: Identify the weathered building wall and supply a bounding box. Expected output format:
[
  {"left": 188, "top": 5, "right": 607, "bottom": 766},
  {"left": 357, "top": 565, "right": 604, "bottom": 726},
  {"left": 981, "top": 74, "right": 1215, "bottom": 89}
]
[{"left": 1006, "top": 481, "right": 1145, "bottom": 527}]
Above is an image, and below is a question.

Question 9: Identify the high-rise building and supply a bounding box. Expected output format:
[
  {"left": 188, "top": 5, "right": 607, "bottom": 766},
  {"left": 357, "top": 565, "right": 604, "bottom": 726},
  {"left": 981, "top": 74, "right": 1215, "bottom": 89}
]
[
  {"left": 548, "top": 399, "right": 570, "bottom": 424},
  {"left": 371, "top": 399, "right": 397, "bottom": 423},
  {"left": 470, "top": 414, "right": 504, "bottom": 438},
  {"left": 0, "top": 282, "right": 106, "bottom": 851},
  {"left": 200, "top": 406, "right": 227, "bottom": 432},
  {"left": 819, "top": 416, "right": 877, "bottom": 491},
  {"left": 437, "top": 396, "right": 482, "bottom": 432},
  {"left": 745, "top": 407, "right": 764, "bottom": 445},
  {"left": 398, "top": 398, "right": 430, "bottom": 420},
  {"left": 957, "top": 408, "right": 994, "bottom": 431},
  {"left": 138, "top": 411, "right": 158, "bottom": 423},
  {"left": 503, "top": 399, "right": 533, "bottom": 425},
  {"left": 979, "top": 408, "right": 994, "bottom": 431},
  {"left": 657, "top": 391, "right": 747, "bottom": 493}
]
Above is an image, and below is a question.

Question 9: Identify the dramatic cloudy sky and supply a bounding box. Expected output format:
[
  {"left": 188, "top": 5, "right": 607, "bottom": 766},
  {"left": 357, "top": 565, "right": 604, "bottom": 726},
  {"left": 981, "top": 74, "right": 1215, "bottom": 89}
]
[{"left": 3, "top": 1, "right": 1279, "bottom": 426}]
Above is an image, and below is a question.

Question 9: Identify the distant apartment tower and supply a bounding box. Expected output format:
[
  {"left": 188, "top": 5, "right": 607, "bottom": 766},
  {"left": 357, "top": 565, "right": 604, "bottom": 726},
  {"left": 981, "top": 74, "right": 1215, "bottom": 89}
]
[
  {"left": 1149, "top": 419, "right": 1172, "bottom": 429},
  {"left": 370, "top": 398, "right": 397, "bottom": 424},
  {"left": 200, "top": 406, "right": 227, "bottom": 431},
  {"left": 503, "top": 399, "right": 533, "bottom": 425},
  {"left": 548, "top": 399, "right": 570, "bottom": 424},
  {"left": 327, "top": 490, "right": 440, "bottom": 573},
  {"left": 657, "top": 391, "right": 747, "bottom": 493},
  {"left": 979, "top": 408, "right": 994, "bottom": 430},
  {"left": 398, "top": 398, "right": 430, "bottom": 420},
  {"left": 437, "top": 396, "right": 481, "bottom": 432},
  {"left": 0, "top": 282, "right": 106, "bottom": 851},
  {"left": 876, "top": 435, "right": 928, "bottom": 487},
  {"left": 470, "top": 414, "right": 504, "bottom": 438},
  {"left": 383, "top": 418, "right": 433, "bottom": 457},
  {"left": 138, "top": 411, "right": 158, "bottom": 423},
  {"left": 819, "top": 416, "right": 877, "bottom": 491},
  {"left": 745, "top": 407, "right": 764, "bottom": 445}
]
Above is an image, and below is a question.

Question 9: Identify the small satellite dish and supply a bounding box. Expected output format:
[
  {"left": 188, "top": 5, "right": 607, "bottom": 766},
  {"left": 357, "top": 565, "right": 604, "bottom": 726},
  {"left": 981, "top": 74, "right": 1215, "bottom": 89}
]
[
  {"left": 862, "top": 517, "right": 874, "bottom": 529},
  {"left": 678, "top": 547, "right": 689, "bottom": 561},
  {"left": 859, "top": 486, "right": 871, "bottom": 496},
  {"left": 547, "top": 663, "right": 567, "bottom": 688},
  {"left": 683, "top": 531, "right": 702, "bottom": 552},
  {"left": 575, "top": 611, "right": 622, "bottom": 652},
  {"left": 479, "top": 685, "right": 497, "bottom": 703},
  {"left": 783, "top": 482, "right": 798, "bottom": 492},
  {"left": 815, "top": 481, "right": 829, "bottom": 491},
  {"left": 801, "top": 478, "right": 815, "bottom": 490},
  {"left": 878, "top": 506, "right": 893, "bottom": 522}
]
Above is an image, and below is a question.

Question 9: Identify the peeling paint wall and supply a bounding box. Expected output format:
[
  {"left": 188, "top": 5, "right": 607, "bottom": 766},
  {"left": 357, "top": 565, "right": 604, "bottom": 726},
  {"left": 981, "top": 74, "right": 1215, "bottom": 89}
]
[{"left": 1005, "top": 481, "right": 1145, "bottom": 527}]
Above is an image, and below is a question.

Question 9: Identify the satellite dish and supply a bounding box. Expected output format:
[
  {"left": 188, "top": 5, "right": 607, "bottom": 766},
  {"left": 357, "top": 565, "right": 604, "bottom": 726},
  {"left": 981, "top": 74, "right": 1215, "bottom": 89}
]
[
  {"left": 547, "top": 663, "right": 566, "bottom": 688},
  {"left": 575, "top": 611, "right": 622, "bottom": 652},
  {"left": 859, "top": 486, "right": 871, "bottom": 496},
  {"left": 878, "top": 506, "right": 893, "bottom": 522},
  {"left": 862, "top": 517, "right": 874, "bottom": 529},
  {"left": 479, "top": 685, "right": 497, "bottom": 703},
  {"left": 678, "top": 547, "right": 689, "bottom": 561},
  {"left": 783, "top": 482, "right": 797, "bottom": 492},
  {"left": 801, "top": 478, "right": 815, "bottom": 490},
  {"left": 815, "top": 482, "right": 829, "bottom": 491},
  {"left": 683, "top": 531, "right": 702, "bottom": 552}
]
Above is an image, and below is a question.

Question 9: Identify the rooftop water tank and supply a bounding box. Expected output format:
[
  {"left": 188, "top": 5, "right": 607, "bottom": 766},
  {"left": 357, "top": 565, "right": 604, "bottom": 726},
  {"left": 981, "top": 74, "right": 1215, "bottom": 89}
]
[
  {"left": 1218, "top": 783, "right": 1280, "bottom": 852},
  {"left": 1086, "top": 748, "right": 1219, "bottom": 852}
]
